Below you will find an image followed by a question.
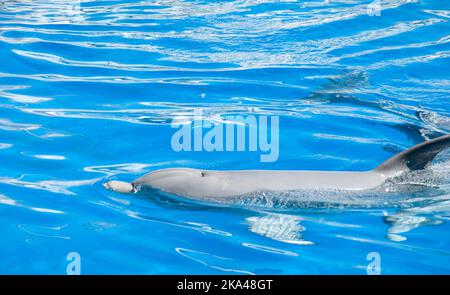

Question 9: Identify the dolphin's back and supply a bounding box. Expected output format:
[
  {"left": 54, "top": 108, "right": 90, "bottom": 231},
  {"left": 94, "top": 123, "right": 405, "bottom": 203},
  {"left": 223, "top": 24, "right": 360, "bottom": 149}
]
[
  {"left": 217, "top": 170, "right": 386, "bottom": 196},
  {"left": 194, "top": 135, "right": 450, "bottom": 198}
]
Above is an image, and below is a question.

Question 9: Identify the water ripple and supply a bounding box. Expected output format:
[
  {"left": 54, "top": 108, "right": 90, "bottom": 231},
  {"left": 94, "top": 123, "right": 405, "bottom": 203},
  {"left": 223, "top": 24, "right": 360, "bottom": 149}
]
[{"left": 0, "top": 0, "right": 449, "bottom": 274}]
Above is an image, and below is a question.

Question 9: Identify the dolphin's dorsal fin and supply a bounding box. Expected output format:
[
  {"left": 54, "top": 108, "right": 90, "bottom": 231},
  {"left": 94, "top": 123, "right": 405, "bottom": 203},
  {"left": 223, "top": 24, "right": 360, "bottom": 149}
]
[{"left": 375, "top": 135, "right": 450, "bottom": 176}]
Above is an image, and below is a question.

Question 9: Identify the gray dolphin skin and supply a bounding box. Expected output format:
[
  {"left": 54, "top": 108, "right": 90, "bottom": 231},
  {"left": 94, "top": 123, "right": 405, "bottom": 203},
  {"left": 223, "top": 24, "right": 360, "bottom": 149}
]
[{"left": 104, "top": 135, "right": 450, "bottom": 200}]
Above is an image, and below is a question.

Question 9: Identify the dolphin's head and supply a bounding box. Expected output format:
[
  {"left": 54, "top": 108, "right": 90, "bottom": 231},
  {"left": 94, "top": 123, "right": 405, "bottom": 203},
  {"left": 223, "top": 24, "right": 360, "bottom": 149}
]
[{"left": 133, "top": 168, "right": 226, "bottom": 199}]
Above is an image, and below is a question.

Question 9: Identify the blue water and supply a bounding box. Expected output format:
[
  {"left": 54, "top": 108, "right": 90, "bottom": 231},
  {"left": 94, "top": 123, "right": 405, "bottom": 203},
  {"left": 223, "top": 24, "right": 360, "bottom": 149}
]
[{"left": 1, "top": 0, "right": 450, "bottom": 274}]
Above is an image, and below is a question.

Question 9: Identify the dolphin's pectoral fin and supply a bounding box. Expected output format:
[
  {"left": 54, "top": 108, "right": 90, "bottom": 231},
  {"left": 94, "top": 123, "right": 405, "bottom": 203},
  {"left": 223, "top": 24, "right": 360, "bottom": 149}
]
[
  {"left": 103, "top": 180, "right": 135, "bottom": 193},
  {"left": 375, "top": 134, "right": 450, "bottom": 176}
]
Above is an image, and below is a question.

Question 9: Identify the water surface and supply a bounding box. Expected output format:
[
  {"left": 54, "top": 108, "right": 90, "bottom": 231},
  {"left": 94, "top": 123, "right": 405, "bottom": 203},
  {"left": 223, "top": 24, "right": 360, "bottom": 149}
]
[{"left": 0, "top": 0, "right": 449, "bottom": 274}]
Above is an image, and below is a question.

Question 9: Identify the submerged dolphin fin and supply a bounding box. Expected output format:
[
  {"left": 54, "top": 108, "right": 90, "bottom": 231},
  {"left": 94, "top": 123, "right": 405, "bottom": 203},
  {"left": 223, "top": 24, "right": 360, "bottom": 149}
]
[{"left": 375, "top": 134, "right": 450, "bottom": 176}]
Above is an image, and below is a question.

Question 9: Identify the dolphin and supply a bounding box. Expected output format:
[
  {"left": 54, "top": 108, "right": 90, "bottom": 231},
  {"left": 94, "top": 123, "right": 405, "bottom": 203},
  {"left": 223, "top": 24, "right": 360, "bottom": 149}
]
[{"left": 103, "top": 135, "right": 450, "bottom": 201}]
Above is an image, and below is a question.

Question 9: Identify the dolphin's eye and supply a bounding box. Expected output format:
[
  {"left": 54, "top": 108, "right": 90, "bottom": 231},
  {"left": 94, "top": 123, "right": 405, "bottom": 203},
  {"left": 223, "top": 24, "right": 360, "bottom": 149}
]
[{"left": 200, "top": 172, "right": 205, "bottom": 177}]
